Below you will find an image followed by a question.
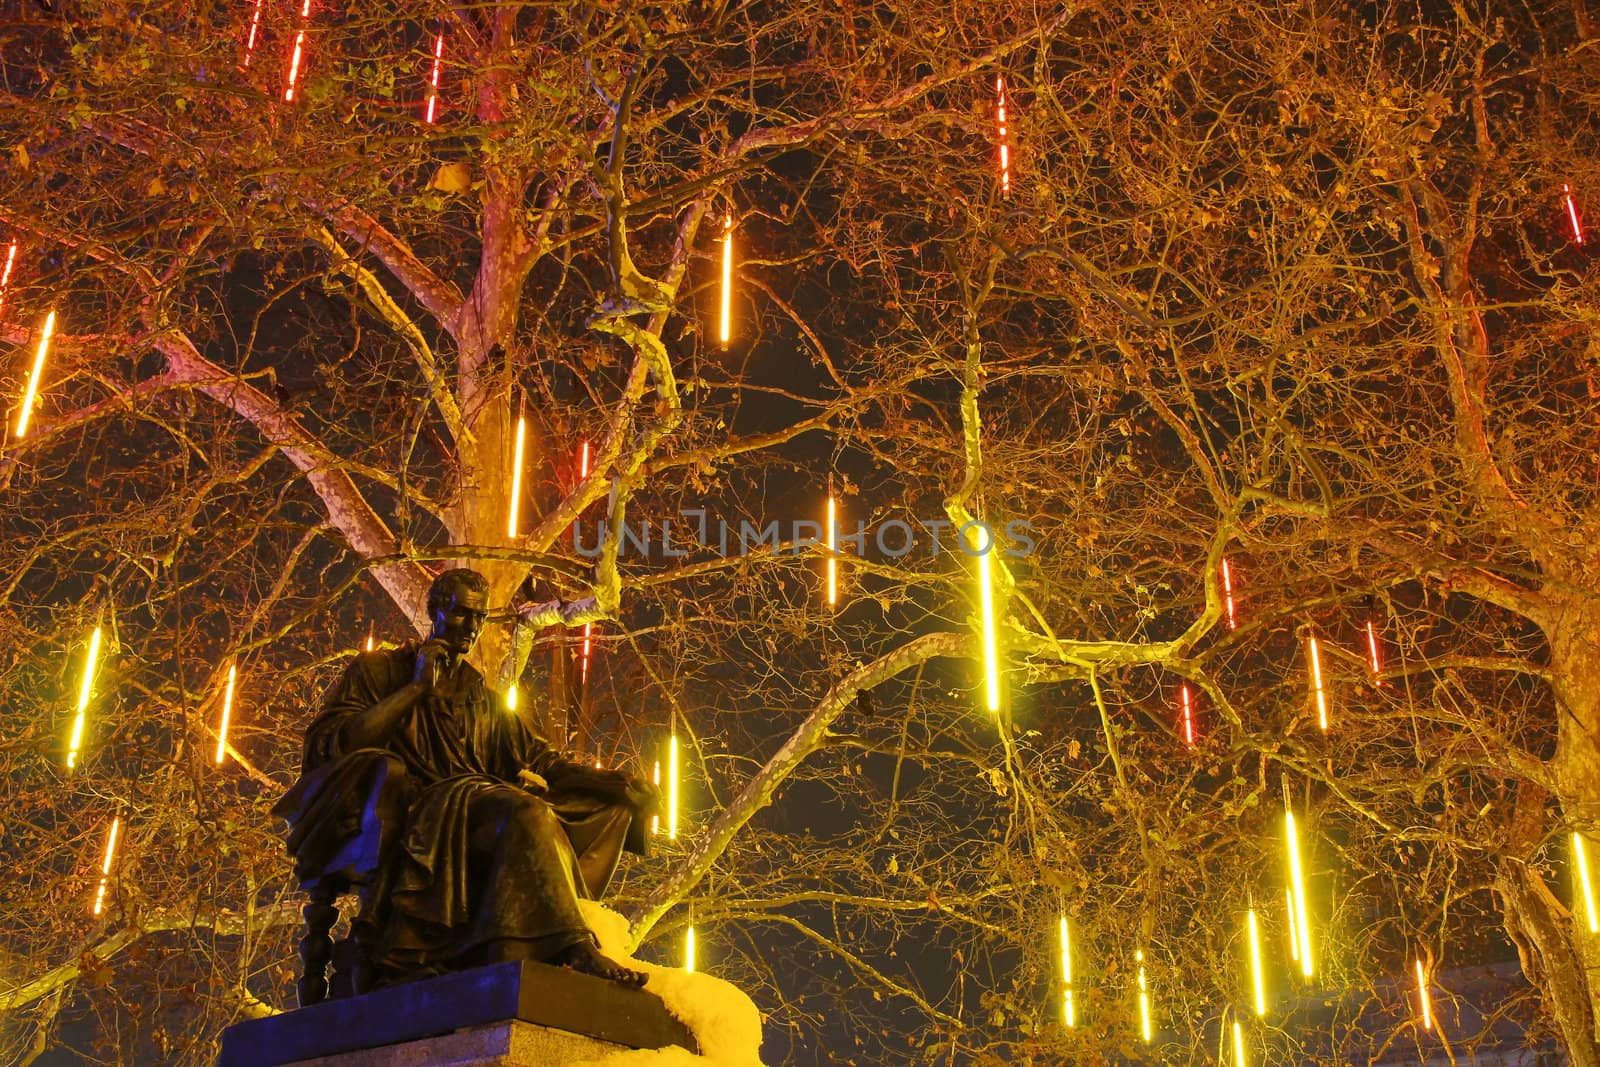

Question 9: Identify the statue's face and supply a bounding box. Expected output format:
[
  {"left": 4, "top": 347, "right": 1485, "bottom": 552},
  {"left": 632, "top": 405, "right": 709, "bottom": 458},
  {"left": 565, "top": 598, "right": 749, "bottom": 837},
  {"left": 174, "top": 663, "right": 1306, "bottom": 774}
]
[{"left": 431, "top": 588, "right": 489, "bottom": 656}]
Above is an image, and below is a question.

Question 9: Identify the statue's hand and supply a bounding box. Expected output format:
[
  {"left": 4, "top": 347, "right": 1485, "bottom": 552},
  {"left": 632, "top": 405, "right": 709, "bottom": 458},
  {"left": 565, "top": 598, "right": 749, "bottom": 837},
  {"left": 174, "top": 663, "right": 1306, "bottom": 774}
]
[
  {"left": 518, "top": 769, "right": 550, "bottom": 796},
  {"left": 622, "top": 775, "right": 661, "bottom": 815}
]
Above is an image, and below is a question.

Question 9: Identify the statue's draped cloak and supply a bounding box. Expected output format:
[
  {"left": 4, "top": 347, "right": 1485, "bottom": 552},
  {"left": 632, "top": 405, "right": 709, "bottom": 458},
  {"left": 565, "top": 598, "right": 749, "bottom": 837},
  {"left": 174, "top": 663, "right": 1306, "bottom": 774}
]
[{"left": 274, "top": 646, "right": 639, "bottom": 973}]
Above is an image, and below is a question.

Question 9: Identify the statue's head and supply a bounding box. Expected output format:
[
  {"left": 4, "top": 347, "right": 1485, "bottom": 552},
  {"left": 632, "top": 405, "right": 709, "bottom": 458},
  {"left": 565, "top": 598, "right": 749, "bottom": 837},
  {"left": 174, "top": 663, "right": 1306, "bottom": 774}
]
[{"left": 426, "top": 568, "right": 490, "bottom": 657}]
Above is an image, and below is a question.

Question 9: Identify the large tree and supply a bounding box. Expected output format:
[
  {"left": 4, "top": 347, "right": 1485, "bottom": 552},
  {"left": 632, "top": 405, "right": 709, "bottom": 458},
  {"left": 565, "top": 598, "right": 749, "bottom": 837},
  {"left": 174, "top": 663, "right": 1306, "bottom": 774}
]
[{"left": 1, "top": 1, "right": 1597, "bottom": 1065}]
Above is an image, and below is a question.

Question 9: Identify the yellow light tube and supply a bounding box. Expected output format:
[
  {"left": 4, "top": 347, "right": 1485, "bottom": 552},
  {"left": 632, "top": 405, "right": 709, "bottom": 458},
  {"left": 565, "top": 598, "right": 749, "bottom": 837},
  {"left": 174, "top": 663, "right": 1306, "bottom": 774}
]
[
  {"left": 17, "top": 310, "right": 57, "bottom": 439},
  {"left": 1575, "top": 832, "right": 1598, "bottom": 934},
  {"left": 1246, "top": 908, "right": 1266, "bottom": 1016},
  {"left": 1308, "top": 635, "right": 1328, "bottom": 730},
  {"left": 826, "top": 495, "right": 837, "bottom": 607},
  {"left": 972, "top": 525, "right": 1001, "bottom": 713},
  {"left": 1221, "top": 557, "right": 1236, "bottom": 630},
  {"left": 651, "top": 759, "right": 661, "bottom": 837},
  {"left": 1285, "top": 888, "right": 1300, "bottom": 963},
  {"left": 668, "top": 733, "right": 680, "bottom": 840},
  {"left": 1415, "top": 958, "right": 1432, "bottom": 1030},
  {"left": 0, "top": 239, "right": 16, "bottom": 320},
  {"left": 1286, "top": 811, "right": 1313, "bottom": 976},
  {"left": 92, "top": 815, "right": 119, "bottom": 915},
  {"left": 505, "top": 684, "right": 518, "bottom": 712},
  {"left": 214, "top": 663, "right": 237, "bottom": 765},
  {"left": 1059, "top": 914, "right": 1074, "bottom": 1026},
  {"left": 66, "top": 625, "right": 102, "bottom": 771},
  {"left": 507, "top": 413, "right": 526, "bottom": 538},
  {"left": 685, "top": 925, "right": 696, "bottom": 972},
  {"left": 1232, "top": 1019, "right": 1247, "bottom": 1067},
  {"left": 1136, "top": 949, "right": 1152, "bottom": 1043},
  {"left": 719, "top": 216, "right": 733, "bottom": 346}
]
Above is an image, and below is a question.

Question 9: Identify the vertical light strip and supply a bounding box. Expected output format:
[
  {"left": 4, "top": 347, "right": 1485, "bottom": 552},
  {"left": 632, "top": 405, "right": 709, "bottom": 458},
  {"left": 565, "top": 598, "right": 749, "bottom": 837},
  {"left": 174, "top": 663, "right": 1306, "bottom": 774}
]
[
  {"left": 283, "top": 0, "right": 312, "bottom": 102},
  {"left": 667, "top": 732, "right": 680, "bottom": 840},
  {"left": 505, "top": 684, "right": 518, "bottom": 712},
  {"left": 580, "top": 623, "right": 593, "bottom": 684},
  {"left": 1415, "top": 959, "right": 1433, "bottom": 1030},
  {"left": 650, "top": 760, "right": 661, "bottom": 836},
  {"left": 995, "top": 75, "right": 1011, "bottom": 195},
  {"left": 685, "top": 925, "right": 697, "bottom": 973},
  {"left": 1575, "top": 832, "right": 1599, "bottom": 933},
  {"left": 973, "top": 524, "right": 1002, "bottom": 713},
  {"left": 243, "top": 0, "right": 265, "bottom": 65},
  {"left": 1059, "top": 914, "right": 1074, "bottom": 1027},
  {"left": 91, "top": 816, "right": 120, "bottom": 916},
  {"left": 1221, "top": 558, "right": 1237, "bottom": 630},
  {"left": 424, "top": 31, "right": 444, "bottom": 123},
  {"left": 1566, "top": 184, "right": 1586, "bottom": 245},
  {"left": 1286, "top": 810, "right": 1313, "bottom": 977},
  {"left": 214, "top": 663, "right": 238, "bottom": 765},
  {"left": 826, "top": 493, "right": 838, "bottom": 607},
  {"left": 66, "top": 626, "right": 103, "bottom": 771},
  {"left": 1180, "top": 684, "right": 1195, "bottom": 746},
  {"left": 507, "top": 412, "right": 526, "bottom": 538},
  {"left": 1285, "top": 888, "right": 1300, "bottom": 963},
  {"left": 1136, "top": 949, "right": 1152, "bottom": 1043},
  {"left": 1246, "top": 909, "right": 1266, "bottom": 1016},
  {"left": 1307, "top": 635, "right": 1328, "bottom": 730},
  {"left": 0, "top": 239, "right": 17, "bottom": 320},
  {"left": 1365, "top": 619, "right": 1383, "bottom": 686},
  {"left": 16, "top": 310, "right": 57, "bottom": 439},
  {"left": 579, "top": 439, "right": 591, "bottom": 479},
  {"left": 719, "top": 215, "right": 733, "bottom": 346},
  {"left": 1232, "top": 1020, "right": 1247, "bottom": 1067}
]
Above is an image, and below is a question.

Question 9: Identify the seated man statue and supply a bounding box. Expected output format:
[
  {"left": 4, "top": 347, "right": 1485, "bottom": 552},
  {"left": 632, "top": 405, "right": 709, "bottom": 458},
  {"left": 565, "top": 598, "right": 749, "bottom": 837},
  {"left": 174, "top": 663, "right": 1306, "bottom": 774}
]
[{"left": 273, "top": 567, "right": 656, "bottom": 1001}]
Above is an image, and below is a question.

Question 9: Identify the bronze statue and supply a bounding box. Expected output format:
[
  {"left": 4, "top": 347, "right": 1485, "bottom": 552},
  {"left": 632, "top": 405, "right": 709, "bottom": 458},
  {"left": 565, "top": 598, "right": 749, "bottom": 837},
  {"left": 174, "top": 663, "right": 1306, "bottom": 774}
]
[{"left": 273, "top": 568, "right": 657, "bottom": 1003}]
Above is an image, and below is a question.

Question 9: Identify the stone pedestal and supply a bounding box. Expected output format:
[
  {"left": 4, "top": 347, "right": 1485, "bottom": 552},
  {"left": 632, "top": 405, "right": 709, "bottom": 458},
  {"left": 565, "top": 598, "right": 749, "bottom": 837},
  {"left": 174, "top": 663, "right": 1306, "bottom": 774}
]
[{"left": 218, "top": 961, "right": 698, "bottom": 1067}]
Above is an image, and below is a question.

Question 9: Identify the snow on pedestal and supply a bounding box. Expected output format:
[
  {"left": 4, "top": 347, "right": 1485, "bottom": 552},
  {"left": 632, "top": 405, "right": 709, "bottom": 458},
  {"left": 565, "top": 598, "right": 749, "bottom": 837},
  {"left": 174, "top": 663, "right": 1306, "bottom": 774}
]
[{"left": 576, "top": 900, "right": 765, "bottom": 1067}]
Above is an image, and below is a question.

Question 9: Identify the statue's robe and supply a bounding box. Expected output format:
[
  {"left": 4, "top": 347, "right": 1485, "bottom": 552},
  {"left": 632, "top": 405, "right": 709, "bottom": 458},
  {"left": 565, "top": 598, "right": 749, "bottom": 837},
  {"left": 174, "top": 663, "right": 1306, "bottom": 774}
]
[{"left": 273, "top": 646, "right": 644, "bottom": 976}]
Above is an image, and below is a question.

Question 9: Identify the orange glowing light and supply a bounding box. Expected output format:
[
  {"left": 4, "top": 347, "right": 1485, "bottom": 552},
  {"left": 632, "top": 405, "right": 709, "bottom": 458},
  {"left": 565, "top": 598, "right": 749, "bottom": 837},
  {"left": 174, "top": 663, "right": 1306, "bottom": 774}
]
[
  {"left": 66, "top": 625, "right": 102, "bottom": 771},
  {"left": 424, "top": 32, "right": 444, "bottom": 123},
  {"left": 283, "top": 0, "right": 312, "bottom": 102},
  {"left": 1566, "top": 184, "right": 1585, "bottom": 245},
  {"left": 0, "top": 239, "right": 17, "bottom": 321},
  {"left": 507, "top": 413, "right": 526, "bottom": 538},
  {"left": 651, "top": 759, "right": 661, "bottom": 837},
  {"left": 719, "top": 215, "right": 733, "bottom": 346},
  {"left": 1180, "top": 684, "right": 1195, "bottom": 746},
  {"left": 243, "top": 0, "right": 265, "bottom": 65},
  {"left": 92, "top": 815, "right": 120, "bottom": 916},
  {"left": 1307, "top": 634, "right": 1328, "bottom": 730},
  {"left": 1415, "top": 958, "right": 1433, "bottom": 1030},
  {"left": 215, "top": 663, "right": 238, "bottom": 765},
  {"left": 16, "top": 310, "right": 57, "bottom": 439},
  {"left": 364, "top": 623, "right": 375, "bottom": 653},
  {"left": 826, "top": 493, "right": 838, "bottom": 607},
  {"left": 580, "top": 622, "right": 593, "bottom": 685},
  {"left": 995, "top": 75, "right": 1011, "bottom": 195},
  {"left": 1221, "top": 557, "right": 1237, "bottom": 630},
  {"left": 579, "top": 440, "right": 592, "bottom": 480},
  {"left": 1365, "top": 619, "right": 1383, "bottom": 686}
]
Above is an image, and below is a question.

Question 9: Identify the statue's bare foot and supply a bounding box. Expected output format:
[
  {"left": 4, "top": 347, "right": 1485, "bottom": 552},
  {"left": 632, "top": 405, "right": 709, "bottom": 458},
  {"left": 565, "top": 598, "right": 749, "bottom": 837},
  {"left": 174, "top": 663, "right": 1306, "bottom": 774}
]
[{"left": 554, "top": 940, "right": 648, "bottom": 986}]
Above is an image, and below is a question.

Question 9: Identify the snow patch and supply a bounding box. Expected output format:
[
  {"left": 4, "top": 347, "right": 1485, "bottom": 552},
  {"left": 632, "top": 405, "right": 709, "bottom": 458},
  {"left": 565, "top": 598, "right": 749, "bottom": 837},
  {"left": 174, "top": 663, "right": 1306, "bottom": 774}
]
[{"left": 575, "top": 899, "right": 765, "bottom": 1067}]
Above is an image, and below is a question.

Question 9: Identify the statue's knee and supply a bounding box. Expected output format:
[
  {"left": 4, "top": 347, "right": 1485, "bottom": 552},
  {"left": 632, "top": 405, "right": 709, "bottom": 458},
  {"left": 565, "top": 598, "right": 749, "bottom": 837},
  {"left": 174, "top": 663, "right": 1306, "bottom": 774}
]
[{"left": 474, "top": 786, "right": 553, "bottom": 837}]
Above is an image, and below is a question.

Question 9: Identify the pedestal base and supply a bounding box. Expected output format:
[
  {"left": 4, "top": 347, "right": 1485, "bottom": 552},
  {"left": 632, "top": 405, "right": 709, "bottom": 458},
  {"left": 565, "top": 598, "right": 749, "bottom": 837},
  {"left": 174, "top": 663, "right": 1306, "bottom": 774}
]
[{"left": 217, "top": 961, "right": 697, "bottom": 1067}]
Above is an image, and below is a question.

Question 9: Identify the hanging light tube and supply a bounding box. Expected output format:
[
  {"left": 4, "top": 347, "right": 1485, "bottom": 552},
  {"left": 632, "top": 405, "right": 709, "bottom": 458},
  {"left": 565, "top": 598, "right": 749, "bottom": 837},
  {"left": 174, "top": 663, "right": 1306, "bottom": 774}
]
[
  {"left": 505, "top": 684, "right": 518, "bottom": 712},
  {"left": 1180, "top": 684, "right": 1195, "bottom": 746},
  {"left": 16, "top": 310, "right": 57, "bottom": 439},
  {"left": 685, "top": 925, "right": 697, "bottom": 972},
  {"left": 1221, "top": 557, "right": 1237, "bottom": 630},
  {"left": 91, "top": 816, "right": 120, "bottom": 916},
  {"left": 0, "top": 239, "right": 17, "bottom": 320},
  {"left": 826, "top": 493, "right": 838, "bottom": 607},
  {"left": 1415, "top": 959, "right": 1433, "bottom": 1030},
  {"left": 1232, "top": 1020, "right": 1247, "bottom": 1067},
  {"left": 667, "top": 732, "right": 680, "bottom": 840},
  {"left": 972, "top": 524, "right": 1002, "bottom": 713},
  {"left": 364, "top": 623, "right": 375, "bottom": 653},
  {"left": 1285, "top": 810, "right": 1313, "bottom": 977},
  {"left": 1575, "top": 832, "right": 1599, "bottom": 934},
  {"left": 507, "top": 411, "right": 526, "bottom": 538},
  {"left": 423, "top": 31, "right": 444, "bottom": 123},
  {"left": 1285, "top": 888, "right": 1300, "bottom": 963},
  {"left": 1059, "top": 914, "right": 1075, "bottom": 1027},
  {"left": 995, "top": 75, "right": 1011, "bottom": 195},
  {"left": 580, "top": 623, "right": 593, "bottom": 684},
  {"left": 719, "top": 215, "right": 733, "bottom": 347},
  {"left": 214, "top": 663, "right": 238, "bottom": 765},
  {"left": 283, "top": 0, "right": 312, "bottom": 102},
  {"left": 66, "top": 625, "right": 103, "bottom": 771},
  {"left": 650, "top": 759, "right": 661, "bottom": 836},
  {"left": 579, "top": 439, "right": 591, "bottom": 479},
  {"left": 1307, "top": 634, "right": 1329, "bottom": 730},
  {"left": 1246, "top": 908, "right": 1267, "bottom": 1016},
  {"left": 1365, "top": 619, "right": 1383, "bottom": 685},
  {"left": 243, "top": 0, "right": 265, "bottom": 65},
  {"left": 1136, "top": 949, "right": 1152, "bottom": 1043},
  {"left": 1565, "top": 184, "right": 1585, "bottom": 245}
]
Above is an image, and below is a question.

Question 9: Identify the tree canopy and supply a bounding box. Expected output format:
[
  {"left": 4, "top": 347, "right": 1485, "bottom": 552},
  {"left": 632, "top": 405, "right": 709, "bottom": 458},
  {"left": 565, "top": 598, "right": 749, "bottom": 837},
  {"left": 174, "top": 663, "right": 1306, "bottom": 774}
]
[{"left": 1, "top": 0, "right": 1598, "bottom": 1064}]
